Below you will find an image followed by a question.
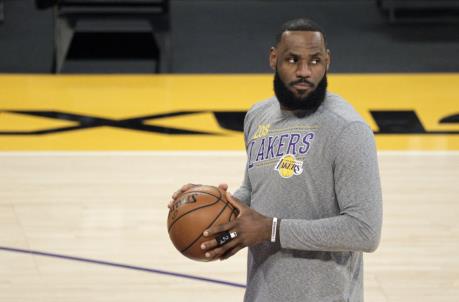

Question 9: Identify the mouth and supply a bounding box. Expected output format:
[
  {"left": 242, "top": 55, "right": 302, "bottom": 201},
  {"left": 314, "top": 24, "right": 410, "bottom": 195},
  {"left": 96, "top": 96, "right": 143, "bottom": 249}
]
[
  {"left": 291, "top": 82, "right": 314, "bottom": 93},
  {"left": 293, "top": 83, "right": 312, "bottom": 89}
]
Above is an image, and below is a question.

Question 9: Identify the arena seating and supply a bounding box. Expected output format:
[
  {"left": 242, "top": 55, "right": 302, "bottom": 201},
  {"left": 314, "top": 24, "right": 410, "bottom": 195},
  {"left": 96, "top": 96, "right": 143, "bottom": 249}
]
[
  {"left": 52, "top": 0, "right": 170, "bottom": 73},
  {"left": 377, "top": 0, "right": 459, "bottom": 23},
  {"left": 0, "top": 0, "right": 4, "bottom": 23}
]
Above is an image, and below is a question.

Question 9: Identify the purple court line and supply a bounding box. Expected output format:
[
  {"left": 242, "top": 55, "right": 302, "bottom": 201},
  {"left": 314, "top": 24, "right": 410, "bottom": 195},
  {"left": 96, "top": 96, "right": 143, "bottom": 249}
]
[{"left": 0, "top": 246, "right": 246, "bottom": 289}]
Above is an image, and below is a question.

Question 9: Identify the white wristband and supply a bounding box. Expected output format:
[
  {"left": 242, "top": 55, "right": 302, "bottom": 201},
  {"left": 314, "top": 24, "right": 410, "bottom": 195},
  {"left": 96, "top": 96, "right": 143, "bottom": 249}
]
[{"left": 271, "top": 217, "right": 278, "bottom": 243}]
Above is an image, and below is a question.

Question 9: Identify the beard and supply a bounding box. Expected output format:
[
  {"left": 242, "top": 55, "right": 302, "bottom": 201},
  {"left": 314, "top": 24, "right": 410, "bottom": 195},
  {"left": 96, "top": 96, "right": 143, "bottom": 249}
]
[{"left": 273, "top": 70, "right": 327, "bottom": 113}]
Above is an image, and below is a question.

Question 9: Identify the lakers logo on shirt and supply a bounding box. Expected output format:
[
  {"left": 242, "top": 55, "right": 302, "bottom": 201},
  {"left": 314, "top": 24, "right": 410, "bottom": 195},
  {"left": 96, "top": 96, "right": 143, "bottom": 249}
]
[{"left": 274, "top": 154, "right": 304, "bottom": 178}]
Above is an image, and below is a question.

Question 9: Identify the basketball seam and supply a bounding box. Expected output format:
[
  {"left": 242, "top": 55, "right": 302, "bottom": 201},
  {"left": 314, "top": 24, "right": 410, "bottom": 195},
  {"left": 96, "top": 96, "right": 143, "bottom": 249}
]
[
  {"left": 179, "top": 202, "right": 230, "bottom": 254},
  {"left": 168, "top": 189, "right": 235, "bottom": 232},
  {"left": 168, "top": 197, "right": 222, "bottom": 232}
]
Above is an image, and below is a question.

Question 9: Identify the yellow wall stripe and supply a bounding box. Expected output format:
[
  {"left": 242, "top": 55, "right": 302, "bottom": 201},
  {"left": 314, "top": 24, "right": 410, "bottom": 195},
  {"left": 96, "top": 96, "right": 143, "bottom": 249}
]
[{"left": 0, "top": 74, "right": 458, "bottom": 150}]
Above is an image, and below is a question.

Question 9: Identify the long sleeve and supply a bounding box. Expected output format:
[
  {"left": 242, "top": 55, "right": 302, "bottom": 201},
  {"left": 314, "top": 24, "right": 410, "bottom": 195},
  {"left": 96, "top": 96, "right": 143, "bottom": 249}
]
[
  {"left": 280, "top": 122, "right": 383, "bottom": 252},
  {"left": 233, "top": 161, "right": 252, "bottom": 206},
  {"left": 233, "top": 110, "right": 252, "bottom": 205}
]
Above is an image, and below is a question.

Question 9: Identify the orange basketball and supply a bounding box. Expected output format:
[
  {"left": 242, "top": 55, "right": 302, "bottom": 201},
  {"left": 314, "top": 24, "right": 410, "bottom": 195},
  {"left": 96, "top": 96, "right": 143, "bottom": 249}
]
[{"left": 167, "top": 185, "right": 239, "bottom": 261}]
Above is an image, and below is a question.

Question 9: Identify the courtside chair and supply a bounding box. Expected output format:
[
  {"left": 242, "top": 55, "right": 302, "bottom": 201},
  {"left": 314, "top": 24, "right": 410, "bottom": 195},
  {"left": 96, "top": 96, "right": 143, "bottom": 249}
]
[{"left": 53, "top": 0, "right": 170, "bottom": 73}]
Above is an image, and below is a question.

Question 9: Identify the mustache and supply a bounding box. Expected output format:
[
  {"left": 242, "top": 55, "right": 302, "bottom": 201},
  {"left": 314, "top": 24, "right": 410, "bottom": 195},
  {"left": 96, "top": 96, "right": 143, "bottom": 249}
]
[{"left": 289, "top": 78, "right": 315, "bottom": 87}]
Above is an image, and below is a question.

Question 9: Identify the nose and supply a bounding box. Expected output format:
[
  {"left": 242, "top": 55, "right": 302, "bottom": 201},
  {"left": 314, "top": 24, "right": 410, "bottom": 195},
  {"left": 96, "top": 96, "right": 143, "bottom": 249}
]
[{"left": 296, "top": 61, "right": 312, "bottom": 78}]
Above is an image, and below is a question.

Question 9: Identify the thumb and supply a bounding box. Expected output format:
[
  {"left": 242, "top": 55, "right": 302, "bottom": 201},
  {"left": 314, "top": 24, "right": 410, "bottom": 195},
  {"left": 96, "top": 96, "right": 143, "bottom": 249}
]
[
  {"left": 225, "top": 191, "right": 248, "bottom": 215},
  {"left": 217, "top": 183, "right": 228, "bottom": 191}
]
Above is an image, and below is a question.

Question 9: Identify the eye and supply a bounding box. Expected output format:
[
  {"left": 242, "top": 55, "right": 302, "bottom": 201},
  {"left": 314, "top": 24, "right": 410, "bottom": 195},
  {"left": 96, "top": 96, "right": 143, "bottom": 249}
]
[
  {"left": 287, "top": 57, "right": 297, "bottom": 64},
  {"left": 311, "top": 58, "right": 321, "bottom": 65}
]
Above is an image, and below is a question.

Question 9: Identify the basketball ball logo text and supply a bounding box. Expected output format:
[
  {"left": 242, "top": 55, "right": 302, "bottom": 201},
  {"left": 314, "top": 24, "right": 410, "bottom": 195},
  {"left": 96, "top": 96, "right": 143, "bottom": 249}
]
[{"left": 175, "top": 194, "right": 197, "bottom": 208}]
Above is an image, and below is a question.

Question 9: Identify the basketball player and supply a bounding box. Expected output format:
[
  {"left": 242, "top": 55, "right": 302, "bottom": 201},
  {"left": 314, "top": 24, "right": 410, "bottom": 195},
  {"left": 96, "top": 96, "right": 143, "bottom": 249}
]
[{"left": 171, "top": 18, "right": 382, "bottom": 302}]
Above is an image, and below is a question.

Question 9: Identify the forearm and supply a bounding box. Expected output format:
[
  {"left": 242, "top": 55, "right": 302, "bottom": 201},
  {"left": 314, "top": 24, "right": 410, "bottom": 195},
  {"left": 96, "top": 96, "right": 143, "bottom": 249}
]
[{"left": 280, "top": 206, "right": 382, "bottom": 253}]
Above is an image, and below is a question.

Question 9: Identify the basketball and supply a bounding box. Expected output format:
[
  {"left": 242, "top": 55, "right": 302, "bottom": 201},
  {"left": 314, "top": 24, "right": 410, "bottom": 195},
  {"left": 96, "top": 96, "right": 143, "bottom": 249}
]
[{"left": 167, "top": 185, "right": 239, "bottom": 261}]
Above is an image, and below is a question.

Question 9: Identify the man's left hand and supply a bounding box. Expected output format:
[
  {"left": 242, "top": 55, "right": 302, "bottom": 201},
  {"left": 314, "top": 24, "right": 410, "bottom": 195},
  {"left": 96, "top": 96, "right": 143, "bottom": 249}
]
[{"left": 200, "top": 191, "right": 272, "bottom": 260}]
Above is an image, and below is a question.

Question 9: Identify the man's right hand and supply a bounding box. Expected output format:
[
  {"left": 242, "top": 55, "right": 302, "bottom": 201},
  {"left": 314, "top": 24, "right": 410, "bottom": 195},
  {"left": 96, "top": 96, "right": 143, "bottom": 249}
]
[{"left": 168, "top": 183, "right": 229, "bottom": 209}]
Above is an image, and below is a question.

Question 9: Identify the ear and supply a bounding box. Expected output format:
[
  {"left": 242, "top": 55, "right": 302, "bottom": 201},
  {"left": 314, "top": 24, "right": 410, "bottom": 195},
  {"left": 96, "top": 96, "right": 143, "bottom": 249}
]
[
  {"left": 326, "top": 49, "right": 331, "bottom": 71},
  {"left": 269, "top": 47, "right": 277, "bottom": 71}
]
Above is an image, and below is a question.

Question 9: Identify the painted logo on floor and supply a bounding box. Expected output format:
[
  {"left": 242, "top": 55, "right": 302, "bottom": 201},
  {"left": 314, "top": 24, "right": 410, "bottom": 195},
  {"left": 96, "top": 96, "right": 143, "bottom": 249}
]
[{"left": 0, "top": 110, "right": 458, "bottom": 135}]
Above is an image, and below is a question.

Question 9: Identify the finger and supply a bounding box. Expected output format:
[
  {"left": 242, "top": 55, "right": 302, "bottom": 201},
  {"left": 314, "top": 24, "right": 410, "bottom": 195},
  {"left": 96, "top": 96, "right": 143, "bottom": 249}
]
[
  {"left": 203, "top": 221, "right": 236, "bottom": 237},
  {"left": 201, "top": 229, "right": 239, "bottom": 250},
  {"left": 182, "top": 183, "right": 199, "bottom": 192},
  {"left": 217, "top": 183, "right": 228, "bottom": 191},
  {"left": 220, "top": 244, "right": 243, "bottom": 260},
  {"left": 171, "top": 183, "right": 198, "bottom": 200},
  {"left": 171, "top": 188, "right": 185, "bottom": 200},
  {"left": 200, "top": 238, "right": 219, "bottom": 251},
  {"left": 169, "top": 190, "right": 182, "bottom": 208},
  {"left": 226, "top": 191, "right": 248, "bottom": 215},
  {"left": 205, "top": 237, "right": 240, "bottom": 260},
  {"left": 171, "top": 191, "right": 180, "bottom": 200},
  {"left": 170, "top": 183, "right": 199, "bottom": 208}
]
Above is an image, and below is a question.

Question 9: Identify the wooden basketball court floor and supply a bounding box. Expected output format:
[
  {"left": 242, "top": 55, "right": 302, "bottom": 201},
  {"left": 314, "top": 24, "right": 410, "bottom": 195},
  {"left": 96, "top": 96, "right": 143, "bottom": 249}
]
[{"left": 0, "top": 151, "right": 458, "bottom": 302}]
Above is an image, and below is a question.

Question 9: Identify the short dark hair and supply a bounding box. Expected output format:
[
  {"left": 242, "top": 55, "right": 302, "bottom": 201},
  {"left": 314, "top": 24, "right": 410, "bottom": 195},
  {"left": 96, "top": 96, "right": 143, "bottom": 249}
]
[{"left": 275, "top": 18, "right": 327, "bottom": 47}]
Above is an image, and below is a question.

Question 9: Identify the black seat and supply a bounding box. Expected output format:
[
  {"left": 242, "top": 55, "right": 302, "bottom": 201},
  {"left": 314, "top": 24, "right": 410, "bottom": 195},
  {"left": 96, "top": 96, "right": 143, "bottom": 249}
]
[
  {"left": 53, "top": 0, "right": 170, "bottom": 73},
  {"left": 0, "top": 0, "right": 4, "bottom": 23},
  {"left": 377, "top": 0, "right": 459, "bottom": 23}
]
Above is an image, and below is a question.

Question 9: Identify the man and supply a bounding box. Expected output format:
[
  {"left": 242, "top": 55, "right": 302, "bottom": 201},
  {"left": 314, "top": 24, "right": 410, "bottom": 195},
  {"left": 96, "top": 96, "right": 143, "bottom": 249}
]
[{"left": 171, "top": 18, "right": 382, "bottom": 302}]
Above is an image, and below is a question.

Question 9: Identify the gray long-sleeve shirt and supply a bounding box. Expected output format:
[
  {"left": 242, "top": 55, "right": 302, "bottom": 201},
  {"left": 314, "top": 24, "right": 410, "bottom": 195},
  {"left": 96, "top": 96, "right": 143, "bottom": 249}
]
[{"left": 233, "top": 93, "right": 383, "bottom": 302}]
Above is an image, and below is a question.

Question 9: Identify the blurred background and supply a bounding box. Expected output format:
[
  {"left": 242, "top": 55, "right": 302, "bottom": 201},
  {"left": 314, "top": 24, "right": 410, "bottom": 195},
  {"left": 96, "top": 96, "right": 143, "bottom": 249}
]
[{"left": 0, "top": 0, "right": 458, "bottom": 74}]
